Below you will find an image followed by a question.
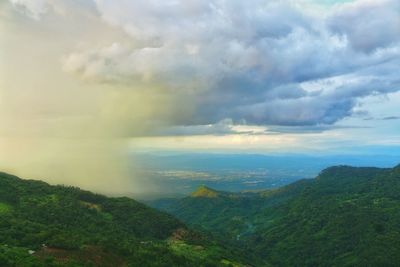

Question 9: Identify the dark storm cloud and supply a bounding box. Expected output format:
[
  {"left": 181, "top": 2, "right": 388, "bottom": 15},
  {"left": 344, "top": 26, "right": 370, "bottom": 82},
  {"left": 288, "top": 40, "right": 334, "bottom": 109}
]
[{"left": 13, "top": 0, "right": 400, "bottom": 131}]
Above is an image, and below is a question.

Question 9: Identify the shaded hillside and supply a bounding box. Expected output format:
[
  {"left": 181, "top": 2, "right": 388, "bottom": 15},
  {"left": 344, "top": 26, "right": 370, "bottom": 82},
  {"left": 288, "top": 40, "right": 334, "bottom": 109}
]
[
  {"left": 152, "top": 164, "right": 400, "bottom": 266},
  {"left": 0, "top": 172, "right": 248, "bottom": 266}
]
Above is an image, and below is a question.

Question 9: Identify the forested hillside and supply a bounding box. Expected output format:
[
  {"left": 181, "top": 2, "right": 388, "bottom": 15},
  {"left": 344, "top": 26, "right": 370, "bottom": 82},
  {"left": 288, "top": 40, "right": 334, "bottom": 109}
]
[
  {"left": 0, "top": 172, "right": 247, "bottom": 267},
  {"left": 152, "top": 164, "right": 400, "bottom": 266},
  {"left": 3, "top": 164, "right": 400, "bottom": 266}
]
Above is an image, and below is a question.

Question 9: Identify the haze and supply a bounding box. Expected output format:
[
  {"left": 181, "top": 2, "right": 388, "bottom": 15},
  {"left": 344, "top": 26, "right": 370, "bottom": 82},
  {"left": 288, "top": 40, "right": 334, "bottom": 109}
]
[{"left": 1, "top": 0, "right": 399, "bottom": 195}]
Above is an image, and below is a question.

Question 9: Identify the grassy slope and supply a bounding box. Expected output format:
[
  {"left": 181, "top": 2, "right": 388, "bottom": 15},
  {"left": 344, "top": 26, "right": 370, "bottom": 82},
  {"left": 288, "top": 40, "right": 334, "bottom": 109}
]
[
  {"left": 152, "top": 164, "right": 400, "bottom": 266},
  {"left": 0, "top": 172, "right": 247, "bottom": 267}
]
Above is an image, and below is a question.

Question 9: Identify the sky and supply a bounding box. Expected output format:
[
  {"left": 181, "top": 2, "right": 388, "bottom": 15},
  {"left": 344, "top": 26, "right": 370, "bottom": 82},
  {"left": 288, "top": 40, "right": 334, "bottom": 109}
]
[{"left": 0, "top": 0, "right": 399, "bottom": 191}]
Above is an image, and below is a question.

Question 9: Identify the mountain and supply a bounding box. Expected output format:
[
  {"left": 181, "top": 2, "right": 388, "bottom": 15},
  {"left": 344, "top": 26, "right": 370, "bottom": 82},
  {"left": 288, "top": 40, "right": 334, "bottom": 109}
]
[
  {"left": 191, "top": 185, "right": 220, "bottom": 198},
  {"left": 4, "top": 164, "right": 400, "bottom": 266},
  {"left": 151, "top": 164, "right": 400, "bottom": 266},
  {"left": 0, "top": 172, "right": 248, "bottom": 267}
]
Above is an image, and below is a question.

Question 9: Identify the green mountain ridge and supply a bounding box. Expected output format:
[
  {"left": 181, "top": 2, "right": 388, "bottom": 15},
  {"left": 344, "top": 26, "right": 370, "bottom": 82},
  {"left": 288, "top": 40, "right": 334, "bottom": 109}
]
[
  {"left": 151, "top": 164, "right": 400, "bottom": 266},
  {"left": 3, "top": 163, "right": 400, "bottom": 266},
  {"left": 0, "top": 172, "right": 248, "bottom": 267}
]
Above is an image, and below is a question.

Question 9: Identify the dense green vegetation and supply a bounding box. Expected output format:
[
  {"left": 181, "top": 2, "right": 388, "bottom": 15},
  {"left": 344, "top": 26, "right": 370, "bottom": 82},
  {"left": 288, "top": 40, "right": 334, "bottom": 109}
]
[
  {"left": 0, "top": 172, "right": 247, "bottom": 266},
  {"left": 152, "top": 164, "right": 400, "bottom": 266},
  {"left": 3, "top": 164, "right": 400, "bottom": 266}
]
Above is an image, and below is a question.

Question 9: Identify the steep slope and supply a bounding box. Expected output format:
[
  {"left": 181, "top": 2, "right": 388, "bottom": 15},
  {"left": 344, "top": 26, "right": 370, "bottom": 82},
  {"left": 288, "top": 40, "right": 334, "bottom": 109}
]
[
  {"left": 0, "top": 172, "right": 248, "bottom": 266},
  {"left": 152, "top": 164, "right": 400, "bottom": 266}
]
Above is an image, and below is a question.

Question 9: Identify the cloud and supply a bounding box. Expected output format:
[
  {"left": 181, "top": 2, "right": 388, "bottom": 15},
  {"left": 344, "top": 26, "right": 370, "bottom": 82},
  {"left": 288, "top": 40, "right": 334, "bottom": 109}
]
[
  {"left": 149, "top": 119, "right": 274, "bottom": 136},
  {"left": 328, "top": 0, "right": 400, "bottom": 53},
  {"left": 9, "top": 0, "right": 49, "bottom": 20},
  {"left": 8, "top": 0, "right": 400, "bottom": 131},
  {"left": 267, "top": 124, "right": 372, "bottom": 134},
  {"left": 154, "top": 119, "right": 236, "bottom": 136},
  {"left": 380, "top": 116, "right": 400, "bottom": 121}
]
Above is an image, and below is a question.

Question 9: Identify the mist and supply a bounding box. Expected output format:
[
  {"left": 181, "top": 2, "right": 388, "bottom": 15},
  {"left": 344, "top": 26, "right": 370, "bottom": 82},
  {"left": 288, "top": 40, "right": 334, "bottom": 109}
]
[{"left": 0, "top": 16, "right": 170, "bottom": 194}]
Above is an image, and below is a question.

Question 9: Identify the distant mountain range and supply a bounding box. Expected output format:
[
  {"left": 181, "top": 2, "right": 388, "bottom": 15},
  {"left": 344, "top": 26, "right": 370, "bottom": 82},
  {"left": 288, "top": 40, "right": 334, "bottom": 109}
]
[
  {"left": 150, "top": 164, "right": 400, "bottom": 266},
  {"left": 133, "top": 152, "right": 400, "bottom": 196}
]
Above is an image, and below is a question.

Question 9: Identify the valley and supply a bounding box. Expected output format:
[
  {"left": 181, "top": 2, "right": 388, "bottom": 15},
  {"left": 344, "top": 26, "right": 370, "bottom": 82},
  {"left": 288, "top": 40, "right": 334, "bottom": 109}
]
[{"left": 150, "top": 164, "right": 400, "bottom": 266}]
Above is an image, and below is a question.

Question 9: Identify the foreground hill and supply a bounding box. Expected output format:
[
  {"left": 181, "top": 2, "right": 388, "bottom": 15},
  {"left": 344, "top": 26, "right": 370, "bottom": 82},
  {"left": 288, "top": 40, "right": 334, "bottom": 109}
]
[
  {"left": 151, "top": 164, "right": 400, "bottom": 266},
  {"left": 0, "top": 172, "right": 247, "bottom": 266}
]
